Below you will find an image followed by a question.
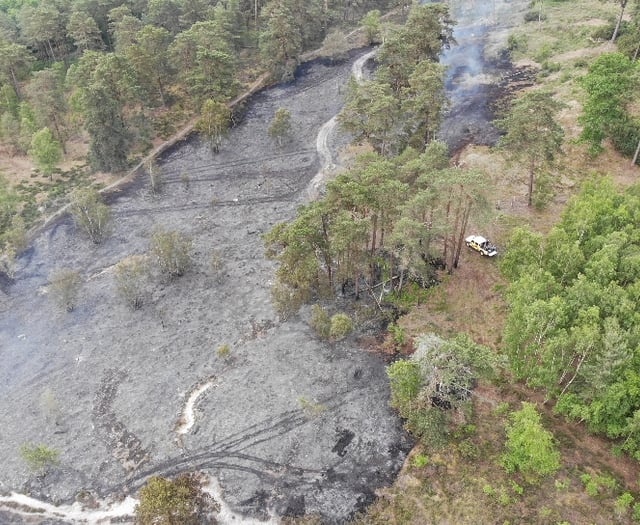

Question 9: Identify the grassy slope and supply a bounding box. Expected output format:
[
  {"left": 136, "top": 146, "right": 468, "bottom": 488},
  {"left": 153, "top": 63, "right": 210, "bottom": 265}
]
[{"left": 353, "top": 1, "right": 640, "bottom": 524}]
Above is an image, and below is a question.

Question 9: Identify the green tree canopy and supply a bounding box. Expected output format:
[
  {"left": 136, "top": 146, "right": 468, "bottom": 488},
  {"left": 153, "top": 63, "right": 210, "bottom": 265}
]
[
  {"left": 502, "top": 402, "right": 561, "bottom": 480},
  {"left": 497, "top": 90, "right": 564, "bottom": 207},
  {"left": 578, "top": 52, "right": 639, "bottom": 156},
  {"left": 195, "top": 98, "right": 231, "bottom": 153},
  {"left": 502, "top": 177, "right": 640, "bottom": 458},
  {"left": 29, "top": 127, "right": 62, "bottom": 179}
]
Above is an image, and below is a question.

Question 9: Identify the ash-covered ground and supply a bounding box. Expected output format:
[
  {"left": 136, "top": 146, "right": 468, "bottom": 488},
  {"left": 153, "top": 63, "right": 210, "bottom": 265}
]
[{"left": 0, "top": 50, "right": 412, "bottom": 524}]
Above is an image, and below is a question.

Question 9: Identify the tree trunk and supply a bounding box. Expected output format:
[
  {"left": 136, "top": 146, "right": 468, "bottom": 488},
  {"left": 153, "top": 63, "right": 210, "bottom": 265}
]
[
  {"left": 528, "top": 160, "right": 535, "bottom": 207},
  {"left": 370, "top": 213, "right": 377, "bottom": 255},
  {"left": 52, "top": 114, "right": 66, "bottom": 154},
  {"left": 632, "top": 138, "right": 640, "bottom": 166},
  {"left": 611, "top": 0, "right": 628, "bottom": 43},
  {"left": 321, "top": 214, "right": 333, "bottom": 290},
  {"left": 9, "top": 67, "right": 21, "bottom": 100},
  {"left": 157, "top": 78, "right": 166, "bottom": 107},
  {"left": 633, "top": 40, "right": 640, "bottom": 61},
  {"left": 453, "top": 202, "right": 472, "bottom": 269},
  {"left": 442, "top": 187, "right": 453, "bottom": 266},
  {"left": 448, "top": 189, "right": 463, "bottom": 273},
  {"left": 47, "top": 39, "right": 57, "bottom": 62}
]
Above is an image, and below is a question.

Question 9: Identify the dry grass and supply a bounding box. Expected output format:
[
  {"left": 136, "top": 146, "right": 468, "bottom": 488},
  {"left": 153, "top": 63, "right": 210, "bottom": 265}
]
[{"left": 357, "top": 382, "right": 640, "bottom": 525}]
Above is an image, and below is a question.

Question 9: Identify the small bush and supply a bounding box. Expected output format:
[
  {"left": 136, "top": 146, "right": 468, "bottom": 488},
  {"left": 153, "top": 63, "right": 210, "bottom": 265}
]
[
  {"left": 615, "top": 492, "right": 634, "bottom": 516},
  {"left": 270, "top": 281, "right": 304, "bottom": 320},
  {"left": 554, "top": 478, "right": 570, "bottom": 491},
  {"left": 69, "top": 187, "right": 111, "bottom": 244},
  {"left": 217, "top": 344, "right": 231, "bottom": 359},
  {"left": 534, "top": 44, "right": 553, "bottom": 63},
  {"left": 20, "top": 443, "right": 59, "bottom": 474},
  {"left": 115, "top": 255, "right": 149, "bottom": 309},
  {"left": 591, "top": 22, "right": 615, "bottom": 41},
  {"left": 150, "top": 227, "right": 193, "bottom": 278},
  {"left": 502, "top": 402, "right": 561, "bottom": 480},
  {"left": 2, "top": 215, "right": 28, "bottom": 253},
  {"left": 298, "top": 396, "right": 327, "bottom": 417},
  {"left": 523, "top": 10, "right": 546, "bottom": 22},
  {"left": 329, "top": 313, "right": 353, "bottom": 341},
  {"left": 135, "top": 473, "right": 218, "bottom": 525},
  {"left": 411, "top": 453, "right": 429, "bottom": 468},
  {"left": 609, "top": 116, "right": 640, "bottom": 158},
  {"left": 406, "top": 408, "right": 448, "bottom": 448},
  {"left": 457, "top": 438, "right": 479, "bottom": 460},
  {"left": 507, "top": 33, "right": 528, "bottom": 53},
  {"left": 310, "top": 304, "right": 331, "bottom": 339},
  {"left": 580, "top": 472, "right": 617, "bottom": 497},
  {"left": 180, "top": 172, "right": 191, "bottom": 190},
  {"left": 147, "top": 160, "right": 163, "bottom": 195},
  {"left": 268, "top": 108, "right": 292, "bottom": 147},
  {"left": 389, "top": 323, "right": 406, "bottom": 346},
  {"left": 49, "top": 268, "right": 83, "bottom": 312}
]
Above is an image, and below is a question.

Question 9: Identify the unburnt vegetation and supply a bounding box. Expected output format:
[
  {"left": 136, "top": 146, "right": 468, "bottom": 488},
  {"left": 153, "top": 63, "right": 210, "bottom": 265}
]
[{"left": 345, "top": 0, "right": 640, "bottom": 523}]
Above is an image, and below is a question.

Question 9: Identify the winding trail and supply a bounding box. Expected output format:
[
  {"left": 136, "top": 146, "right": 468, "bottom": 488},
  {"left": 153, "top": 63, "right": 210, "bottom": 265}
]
[
  {"left": 175, "top": 376, "right": 217, "bottom": 436},
  {"left": 305, "top": 48, "right": 377, "bottom": 201}
]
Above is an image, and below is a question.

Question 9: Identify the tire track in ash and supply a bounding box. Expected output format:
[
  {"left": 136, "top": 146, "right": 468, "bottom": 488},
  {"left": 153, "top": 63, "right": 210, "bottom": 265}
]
[
  {"left": 115, "top": 385, "right": 371, "bottom": 495},
  {"left": 158, "top": 148, "right": 316, "bottom": 182},
  {"left": 92, "top": 369, "right": 150, "bottom": 475},
  {"left": 262, "top": 67, "right": 345, "bottom": 103},
  {"left": 111, "top": 149, "right": 317, "bottom": 218}
]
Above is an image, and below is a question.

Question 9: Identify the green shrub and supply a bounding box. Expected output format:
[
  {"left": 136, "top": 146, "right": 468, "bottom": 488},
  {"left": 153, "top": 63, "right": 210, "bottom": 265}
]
[
  {"left": 329, "top": 313, "right": 353, "bottom": 341},
  {"left": 270, "top": 282, "right": 304, "bottom": 321},
  {"left": 389, "top": 323, "right": 406, "bottom": 346},
  {"left": 615, "top": 492, "right": 634, "bottom": 516},
  {"left": 591, "top": 21, "right": 615, "bottom": 41},
  {"left": 310, "top": 304, "right": 331, "bottom": 339},
  {"left": 20, "top": 443, "right": 59, "bottom": 474},
  {"left": 69, "top": 187, "right": 111, "bottom": 244},
  {"left": 135, "top": 474, "right": 218, "bottom": 525},
  {"left": 507, "top": 33, "right": 528, "bottom": 53},
  {"left": 411, "top": 453, "right": 429, "bottom": 468},
  {"left": 2, "top": 215, "right": 27, "bottom": 253},
  {"left": 49, "top": 268, "right": 83, "bottom": 312},
  {"left": 609, "top": 116, "right": 640, "bottom": 158},
  {"left": 150, "top": 227, "right": 193, "bottom": 278},
  {"left": 387, "top": 360, "right": 422, "bottom": 413},
  {"left": 115, "top": 255, "right": 149, "bottom": 309},
  {"left": 580, "top": 472, "right": 617, "bottom": 497},
  {"left": 534, "top": 44, "right": 553, "bottom": 63},
  {"left": 217, "top": 344, "right": 231, "bottom": 359},
  {"left": 406, "top": 407, "right": 448, "bottom": 448},
  {"left": 502, "top": 402, "right": 561, "bottom": 480}
]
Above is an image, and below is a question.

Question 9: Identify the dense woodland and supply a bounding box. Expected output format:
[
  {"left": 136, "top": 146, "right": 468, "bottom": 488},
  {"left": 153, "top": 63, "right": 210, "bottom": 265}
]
[{"left": 0, "top": 0, "right": 395, "bottom": 174}]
